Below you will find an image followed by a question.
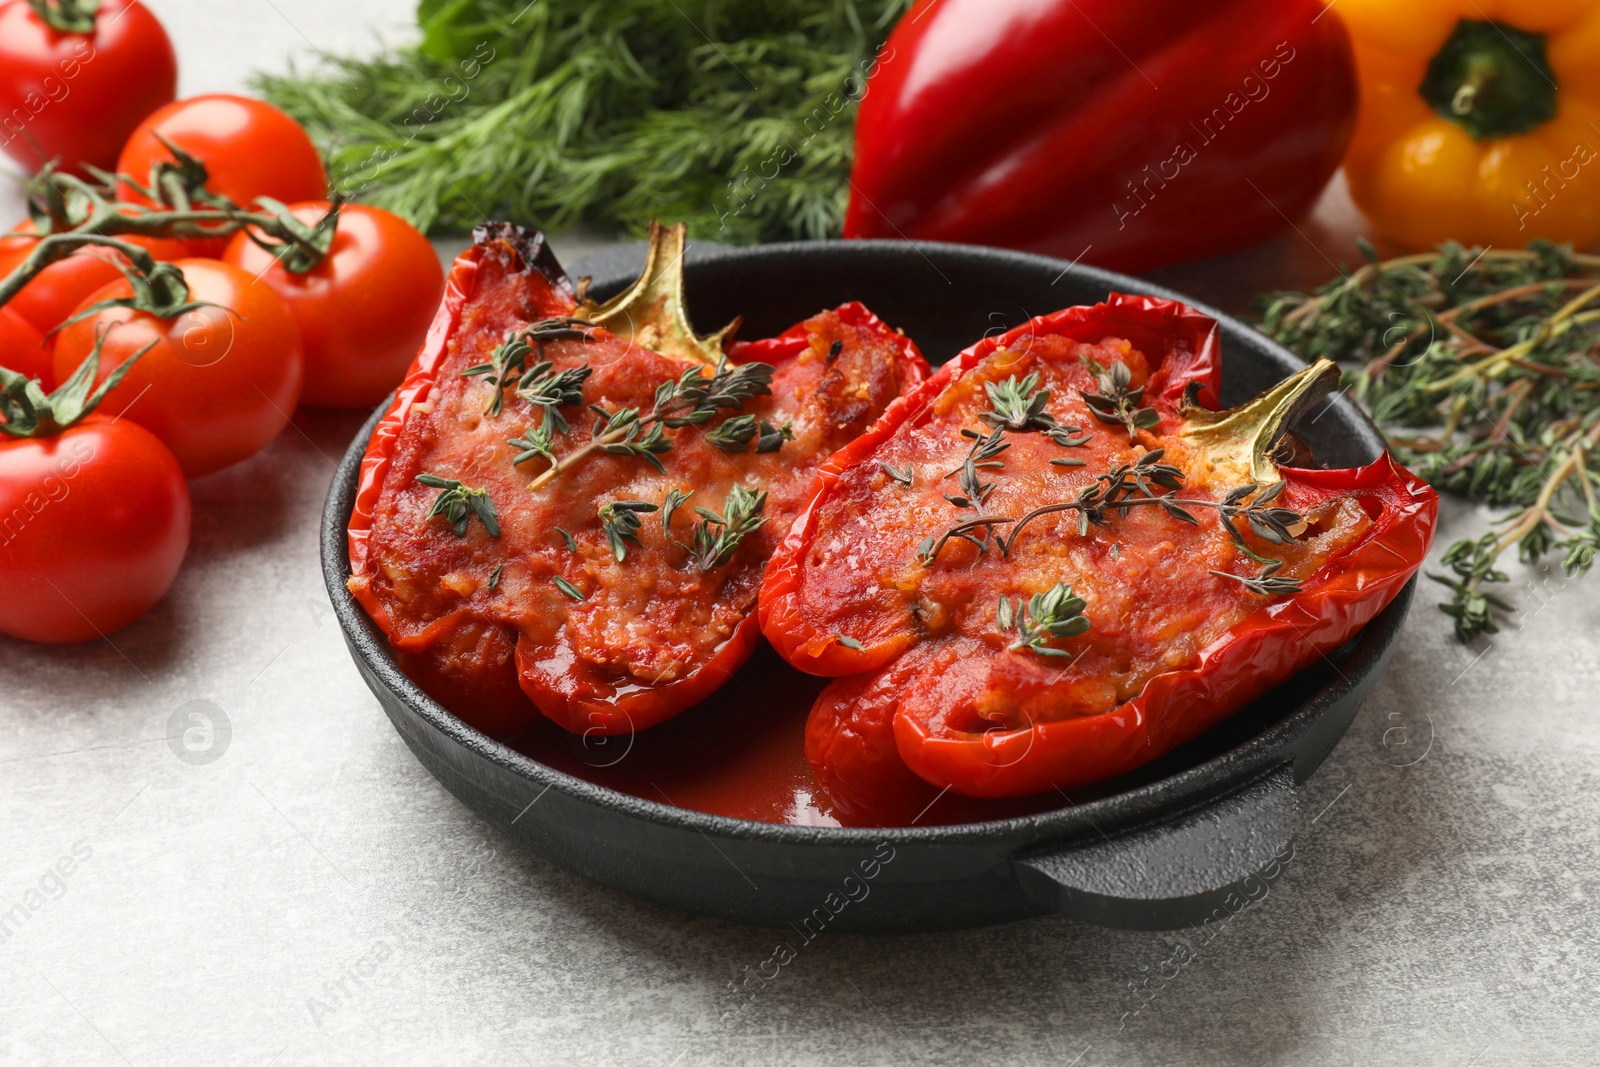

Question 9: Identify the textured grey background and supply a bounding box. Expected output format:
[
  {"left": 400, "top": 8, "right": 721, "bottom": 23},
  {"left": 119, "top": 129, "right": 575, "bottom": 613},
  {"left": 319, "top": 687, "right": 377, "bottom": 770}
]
[{"left": 4, "top": 3, "right": 1600, "bottom": 1065}]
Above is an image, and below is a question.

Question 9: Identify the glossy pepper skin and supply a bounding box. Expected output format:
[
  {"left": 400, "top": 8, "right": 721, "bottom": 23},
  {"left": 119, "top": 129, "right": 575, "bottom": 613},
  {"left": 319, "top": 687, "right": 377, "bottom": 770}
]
[
  {"left": 842, "top": 0, "right": 1358, "bottom": 273},
  {"left": 760, "top": 296, "right": 1437, "bottom": 824},
  {"left": 1340, "top": 0, "right": 1600, "bottom": 249}
]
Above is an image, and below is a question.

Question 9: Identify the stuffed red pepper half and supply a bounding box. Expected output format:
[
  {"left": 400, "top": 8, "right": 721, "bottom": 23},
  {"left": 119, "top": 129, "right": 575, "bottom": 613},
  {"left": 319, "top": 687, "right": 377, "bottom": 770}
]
[
  {"left": 760, "top": 295, "right": 1436, "bottom": 824},
  {"left": 348, "top": 222, "right": 927, "bottom": 738}
]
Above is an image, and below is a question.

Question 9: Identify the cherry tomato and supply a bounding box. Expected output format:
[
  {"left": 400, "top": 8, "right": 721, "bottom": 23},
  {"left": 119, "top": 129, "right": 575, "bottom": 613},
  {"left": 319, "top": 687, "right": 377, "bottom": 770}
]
[
  {"left": 117, "top": 95, "right": 327, "bottom": 256},
  {"left": 0, "top": 306, "right": 49, "bottom": 384},
  {"left": 222, "top": 202, "right": 445, "bottom": 408},
  {"left": 53, "top": 259, "right": 305, "bottom": 478},
  {"left": 0, "top": 217, "right": 189, "bottom": 338},
  {"left": 0, "top": 0, "right": 176, "bottom": 176},
  {"left": 0, "top": 417, "right": 190, "bottom": 644}
]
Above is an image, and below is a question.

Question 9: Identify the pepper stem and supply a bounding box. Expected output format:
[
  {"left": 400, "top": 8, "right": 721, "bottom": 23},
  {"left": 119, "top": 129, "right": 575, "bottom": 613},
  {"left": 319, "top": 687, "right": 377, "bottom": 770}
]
[
  {"left": 577, "top": 221, "right": 738, "bottom": 366},
  {"left": 1179, "top": 359, "right": 1341, "bottom": 484},
  {"left": 1419, "top": 19, "right": 1557, "bottom": 141}
]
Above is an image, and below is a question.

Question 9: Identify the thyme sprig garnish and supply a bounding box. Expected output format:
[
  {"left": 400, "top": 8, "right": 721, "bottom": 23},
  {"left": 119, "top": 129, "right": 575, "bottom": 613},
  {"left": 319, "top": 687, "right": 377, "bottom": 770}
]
[
  {"left": 982, "top": 372, "right": 1093, "bottom": 448},
  {"left": 944, "top": 427, "right": 1010, "bottom": 510},
  {"left": 598, "top": 499, "right": 658, "bottom": 562},
  {"left": 996, "top": 582, "right": 1092, "bottom": 659},
  {"left": 463, "top": 317, "right": 595, "bottom": 417},
  {"left": 586, "top": 406, "right": 673, "bottom": 472},
  {"left": 1205, "top": 481, "right": 1305, "bottom": 565},
  {"left": 417, "top": 474, "right": 500, "bottom": 538},
  {"left": 921, "top": 427, "right": 1012, "bottom": 559},
  {"left": 662, "top": 489, "right": 694, "bottom": 536},
  {"left": 583, "top": 485, "right": 767, "bottom": 570},
  {"left": 1259, "top": 239, "right": 1600, "bottom": 640},
  {"left": 668, "top": 484, "right": 768, "bottom": 571},
  {"left": 705, "top": 414, "right": 794, "bottom": 454},
  {"left": 524, "top": 357, "right": 775, "bottom": 492},
  {"left": 918, "top": 452, "right": 1307, "bottom": 595},
  {"left": 1081, "top": 358, "right": 1161, "bottom": 441},
  {"left": 918, "top": 449, "right": 1177, "bottom": 564},
  {"left": 552, "top": 576, "right": 586, "bottom": 602},
  {"left": 508, "top": 424, "right": 556, "bottom": 466},
  {"left": 1211, "top": 559, "right": 1302, "bottom": 597}
]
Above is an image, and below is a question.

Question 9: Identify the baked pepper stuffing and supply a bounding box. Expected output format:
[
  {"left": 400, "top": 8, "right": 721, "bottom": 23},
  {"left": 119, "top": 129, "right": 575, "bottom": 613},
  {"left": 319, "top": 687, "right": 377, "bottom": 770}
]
[
  {"left": 760, "top": 295, "right": 1438, "bottom": 824},
  {"left": 348, "top": 222, "right": 927, "bottom": 738}
]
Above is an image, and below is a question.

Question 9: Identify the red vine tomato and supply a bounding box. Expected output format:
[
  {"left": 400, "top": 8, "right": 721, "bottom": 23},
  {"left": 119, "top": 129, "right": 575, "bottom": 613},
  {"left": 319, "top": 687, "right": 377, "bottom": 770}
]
[
  {"left": 0, "top": 344, "right": 190, "bottom": 644},
  {"left": 223, "top": 202, "right": 445, "bottom": 407},
  {"left": 0, "top": 0, "right": 177, "bottom": 176},
  {"left": 117, "top": 95, "right": 328, "bottom": 256},
  {"left": 52, "top": 259, "right": 305, "bottom": 478}
]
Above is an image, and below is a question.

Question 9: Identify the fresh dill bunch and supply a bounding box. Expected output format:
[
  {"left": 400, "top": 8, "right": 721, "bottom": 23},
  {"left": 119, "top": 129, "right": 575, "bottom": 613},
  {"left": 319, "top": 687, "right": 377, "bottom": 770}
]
[
  {"left": 1259, "top": 239, "right": 1600, "bottom": 641},
  {"left": 254, "top": 0, "right": 911, "bottom": 242}
]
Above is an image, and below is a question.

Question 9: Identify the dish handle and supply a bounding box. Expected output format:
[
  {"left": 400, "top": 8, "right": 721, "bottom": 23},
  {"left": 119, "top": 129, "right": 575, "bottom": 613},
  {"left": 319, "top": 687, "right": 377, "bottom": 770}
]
[{"left": 1012, "top": 763, "right": 1300, "bottom": 930}]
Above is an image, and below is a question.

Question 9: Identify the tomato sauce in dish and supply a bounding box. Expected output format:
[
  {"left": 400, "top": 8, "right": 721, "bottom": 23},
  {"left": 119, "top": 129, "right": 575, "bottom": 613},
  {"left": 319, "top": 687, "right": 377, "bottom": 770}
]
[
  {"left": 501, "top": 642, "right": 1086, "bottom": 826},
  {"left": 349, "top": 225, "right": 927, "bottom": 739}
]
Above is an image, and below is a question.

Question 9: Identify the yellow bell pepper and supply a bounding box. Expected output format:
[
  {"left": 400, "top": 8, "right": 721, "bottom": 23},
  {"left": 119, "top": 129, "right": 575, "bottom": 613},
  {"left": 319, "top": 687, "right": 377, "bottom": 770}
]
[{"left": 1340, "top": 0, "right": 1600, "bottom": 249}]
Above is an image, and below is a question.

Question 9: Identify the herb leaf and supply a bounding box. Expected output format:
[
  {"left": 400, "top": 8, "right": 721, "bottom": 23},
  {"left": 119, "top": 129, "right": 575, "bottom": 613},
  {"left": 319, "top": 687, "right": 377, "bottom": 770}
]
[
  {"left": 1081, "top": 357, "right": 1160, "bottom": 441},
  {"left": 508, "top": 422, "right": 557, "bottom": 466},
  {"left": 755, "top": 419, "right": 793, "bottom": 454},
  {"left": 661, "top": 488, "right": 694, "bottom": 542},
  {"left": 685, "top": 484, "right": 767, "bottom": 571},
  {"left": 598, "top": 499, "right": 658, "bottom": 562},
  {"left": 417, "top": 473, "right": 500, "bottom": 538},
  {"left": 706, "top": 413, "right": 758, "bottom": 452},
  {"left": 997, "top": 583, "right": 1092, "bottom": 659},
  {"left": 881, "top": 462, "right": 914, "bottom": 488}
]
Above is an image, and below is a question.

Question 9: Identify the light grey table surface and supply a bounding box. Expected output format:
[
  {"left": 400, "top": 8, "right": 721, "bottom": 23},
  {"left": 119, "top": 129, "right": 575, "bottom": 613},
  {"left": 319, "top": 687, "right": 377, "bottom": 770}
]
[{"left": 4, "top": 4, "right": 1599, "bottom": 1066}]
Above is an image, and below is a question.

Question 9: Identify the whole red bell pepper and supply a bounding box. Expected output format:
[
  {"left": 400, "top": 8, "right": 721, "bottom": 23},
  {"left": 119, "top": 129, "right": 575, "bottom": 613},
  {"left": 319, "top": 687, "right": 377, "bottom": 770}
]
[
  {"left": 843, "top": 0, "right": 1358, "bottom": 273},
  {"left": 760, "top": 295, "right": 1436, "bottom": 824}
]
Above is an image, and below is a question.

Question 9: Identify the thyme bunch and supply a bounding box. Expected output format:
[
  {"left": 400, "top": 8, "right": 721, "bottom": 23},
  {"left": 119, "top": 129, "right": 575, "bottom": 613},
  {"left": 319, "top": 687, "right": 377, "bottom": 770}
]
[{"left": 1259, "top": 240, "right": 1600, "bottom": 640}]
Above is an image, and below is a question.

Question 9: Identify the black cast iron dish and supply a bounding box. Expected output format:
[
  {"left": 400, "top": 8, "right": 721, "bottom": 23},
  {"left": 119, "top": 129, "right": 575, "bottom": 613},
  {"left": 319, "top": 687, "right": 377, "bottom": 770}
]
[{"left": 322, "top": 238, "right": 1414, "bottom": 933}]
